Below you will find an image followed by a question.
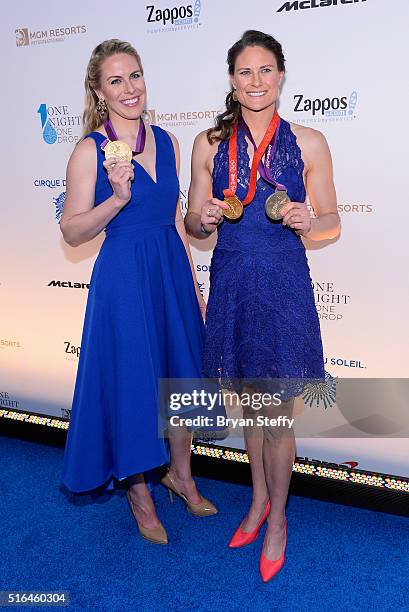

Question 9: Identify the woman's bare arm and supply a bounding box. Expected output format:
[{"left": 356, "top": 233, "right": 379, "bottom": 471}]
[
  {"left": 296, "top": 127, "right": 340, "bottom": 240},
  {"left": 60, "top": 138, "right": 130, "bottom": 247},
  {"left": 185, "top": 131, "right": 228, "bottom": 239}
]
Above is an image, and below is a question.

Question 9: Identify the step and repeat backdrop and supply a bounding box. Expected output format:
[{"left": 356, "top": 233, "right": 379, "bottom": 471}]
[{"left": 1, "top": 0, "right": 408, "bottom": 477}]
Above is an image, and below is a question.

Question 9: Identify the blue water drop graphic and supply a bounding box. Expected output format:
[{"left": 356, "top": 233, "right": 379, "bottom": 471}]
[
  {"left": 43, "top": 119, "right": 57, "bottom": 144},
  {"left": 37, "top": 103, "right": 47, "bottom": 128}
]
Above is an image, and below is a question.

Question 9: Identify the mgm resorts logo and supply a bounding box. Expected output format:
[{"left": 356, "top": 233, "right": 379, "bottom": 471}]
[
  {"left": 306, "top": 196, "right": 373, "bottom": 215},
  {"left": 146, "top": 1, "right": 202, "bottom": 32},
  {"left": 293, "top": 91, "right": 357, "bottom": 123},
  {"left": 277, "top": 0, "right": 366, "bottom": 11},
  {"left": 37, "top": 103, "right": 81, "bottom": 145},
  {"left": 142, "top": 108, "right": 218, "bottom": 128},
  {"left": 15, "top": 25, "right": 86, "bottom": 47}
]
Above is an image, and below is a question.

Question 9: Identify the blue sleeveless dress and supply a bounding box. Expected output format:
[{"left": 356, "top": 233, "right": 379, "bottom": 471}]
[
  {"left": 203, "top": 119, "right": 325, "bottom": 397},
  {"left": 61, "top": 126, "right": 205, "bottom": 493}
]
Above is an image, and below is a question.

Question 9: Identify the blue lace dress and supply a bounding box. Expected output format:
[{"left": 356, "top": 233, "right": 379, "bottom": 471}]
[{"left": 203, "top": 119, "right": 325, "bottom": 398}]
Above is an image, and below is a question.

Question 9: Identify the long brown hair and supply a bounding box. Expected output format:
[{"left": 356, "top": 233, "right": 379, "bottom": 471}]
[
  {"left": 82, "top": 39, "right": 144, "bottom": 136},
  {"left": 207, "top": 30, "right": 286, "bottom": 144}
]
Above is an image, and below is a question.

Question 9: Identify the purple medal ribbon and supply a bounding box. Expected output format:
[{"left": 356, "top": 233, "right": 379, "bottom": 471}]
[
  {"left": 238, "top": 115, "right": 286, "bottom": 191},
  {"left": 101, "top": 118, "right": 146, "bottom": 155}
]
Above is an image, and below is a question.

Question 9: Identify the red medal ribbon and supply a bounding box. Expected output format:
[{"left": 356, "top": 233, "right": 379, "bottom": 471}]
[{"left": 223, "top": 110, "right": 280, "bottom": 205}]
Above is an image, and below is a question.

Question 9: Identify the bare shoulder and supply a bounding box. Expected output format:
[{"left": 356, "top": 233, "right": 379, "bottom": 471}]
[
  {"left": 289, "top": 122, "right": 328, "bottom": 149},
  {"left": 193, "top": 128, "right": 214, "bottom": 149},
  {"left": 193, "top": 128, "right": 220, "bottom": 162},
  {"left": 289, "top": 121, "right": 331, "bottom": 169},
  {"left": 193, "top": 129, "right": 219, "bottom": 152},
  {"left": 67, "top": 136, "right": 98, "bottom": 172}
]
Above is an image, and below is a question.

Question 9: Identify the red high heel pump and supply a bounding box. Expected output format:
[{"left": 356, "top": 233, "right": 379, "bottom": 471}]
[
  {"left": 259, "top": 518, "right": 287, "bottom": 582},
  {"left": 228, "top": 500, "right": 271, "bottom": 548}
]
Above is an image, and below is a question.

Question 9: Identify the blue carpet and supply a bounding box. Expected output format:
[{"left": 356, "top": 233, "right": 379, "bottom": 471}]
[{"left": 0, "top": 435, "right": 408, "bottom": 612}]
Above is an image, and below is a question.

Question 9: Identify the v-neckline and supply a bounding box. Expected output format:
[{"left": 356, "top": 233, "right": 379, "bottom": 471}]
[
  {"left": 243, "top": 131, "right": 272, "bottom": 185},
  {"left": 241, "top": 132, "right": 267, "bottom": 186},
  {"left": 132, "top": 125, "right": 158, "bottom": 185}
]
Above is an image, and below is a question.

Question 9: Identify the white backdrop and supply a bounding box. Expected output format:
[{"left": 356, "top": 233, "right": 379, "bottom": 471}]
[{"left": 1, "top": 0, "right": 408, "bottom": 477}]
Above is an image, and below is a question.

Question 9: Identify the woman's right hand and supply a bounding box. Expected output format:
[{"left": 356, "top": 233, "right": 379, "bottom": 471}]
[
  {"left": 103, "top": 157, "right": 134, "bottom": 207},
  {"left": 200, "top": 198, "right": 229, "bottom": 233}
]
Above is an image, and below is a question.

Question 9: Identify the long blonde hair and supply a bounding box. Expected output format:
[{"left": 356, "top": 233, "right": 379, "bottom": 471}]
[{"left": 83, "top": 39, "right": 144, "bottom": 136}]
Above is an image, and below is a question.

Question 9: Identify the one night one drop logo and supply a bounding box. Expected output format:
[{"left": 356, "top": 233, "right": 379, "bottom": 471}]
[{"left": 37, "top": 103, "right": 57, "bottom": 144}]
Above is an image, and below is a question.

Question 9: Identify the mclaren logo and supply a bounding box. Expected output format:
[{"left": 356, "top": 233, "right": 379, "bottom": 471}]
[
  {"left": 48, "top": 280, "right": 89, "bottom": 289},
  {"left": 277, "top": 0, "right": 367, "bottom": 11}
]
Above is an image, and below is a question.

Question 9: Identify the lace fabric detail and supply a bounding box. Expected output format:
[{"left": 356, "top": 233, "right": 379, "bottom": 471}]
[
  {"left": 205, "top": 118, "right": 324, "bottom": 398},
  {"left": 211, "top": 119, "right": 306, "bottom": 255},
  {"left": 212, "top": 118, "right": 305, "bottom": 203}
]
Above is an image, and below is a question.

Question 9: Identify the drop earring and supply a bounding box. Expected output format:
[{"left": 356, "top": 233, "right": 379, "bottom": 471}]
[{"left": 96, "top": 98, "right": 107, "bottom": 116}]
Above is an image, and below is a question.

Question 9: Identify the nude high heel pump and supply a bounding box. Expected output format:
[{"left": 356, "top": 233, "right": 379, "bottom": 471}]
[
  {"left": 126, "top": 490, "right": 168, "bottom": 545},
  {"left": 161, "top": 471, "right": 218, "bottom": 516}
]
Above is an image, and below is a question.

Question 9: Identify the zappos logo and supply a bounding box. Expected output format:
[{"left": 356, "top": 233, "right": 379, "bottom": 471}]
[
  {"left": 146, "top": 0, "right": 202, "bottom": 33},
  {"left": 64, "top": 341, "right": 81, "bottom": 360},
  {"left": 293, "top": 91, "right": 358, "bottom": 123},
  {"left": 37, "top": 103, "right": 81, "bottom": 144}
]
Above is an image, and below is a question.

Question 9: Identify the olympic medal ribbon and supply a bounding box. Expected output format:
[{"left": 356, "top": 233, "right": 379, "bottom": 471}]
[
  {"left": 239, "top": 115, "right": 290, "bottom": 220},
  {"left": 241, "top": 110, "right": 280, "bottom": 205},
  {"left": 101, "top": 118, "right": 146, "bottom": 155},
  {"left": 221, "top": 124, "right": 243, "bottom": 219},
  {"left": 238, "top": 115, "right": 285, "bottom": 191}
]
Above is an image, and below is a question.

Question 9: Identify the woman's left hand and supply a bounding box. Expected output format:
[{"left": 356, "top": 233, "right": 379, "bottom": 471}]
[{"left": 281, "top": 201, "right": 311, "bottom": 237}]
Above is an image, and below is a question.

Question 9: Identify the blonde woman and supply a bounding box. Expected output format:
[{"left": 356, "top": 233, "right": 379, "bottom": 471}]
[{"left": 61, "top": 40, "right": 217, "bottom": 545}]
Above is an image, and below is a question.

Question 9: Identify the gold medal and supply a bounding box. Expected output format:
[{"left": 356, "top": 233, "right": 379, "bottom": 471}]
[
  {"left": 103, "top": 140, "right": 133, "bottom": 162},
  {"left": 265, "top": 190, "right": 290, "bottom": 220},
  {"left": 223, "top": 195, "right": 243, "bottom": 220}
]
